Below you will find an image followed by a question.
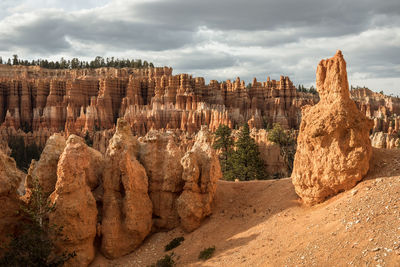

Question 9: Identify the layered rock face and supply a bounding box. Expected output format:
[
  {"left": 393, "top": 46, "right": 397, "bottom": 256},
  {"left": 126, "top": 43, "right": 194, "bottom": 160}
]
[
  {"left": 292, "top": 51, "right": 373, "bottom": 205},
  {"left": 49, "top": 135, "right": 103, "bottom": 266},
  {"left": 0, "top": 150, "right": 24, "bottom": 247},
  {"left": 0, "top": 64, "right": 316, "bottom": 148},
  {"left": 101, "top": 119, "right": 152, "bottom": 259}
]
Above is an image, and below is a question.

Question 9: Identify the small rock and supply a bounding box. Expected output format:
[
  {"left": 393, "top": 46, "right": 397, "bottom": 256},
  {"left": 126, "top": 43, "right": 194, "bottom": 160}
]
[{"left": 351, "top": 189, "right": 359, "bottom": 196}]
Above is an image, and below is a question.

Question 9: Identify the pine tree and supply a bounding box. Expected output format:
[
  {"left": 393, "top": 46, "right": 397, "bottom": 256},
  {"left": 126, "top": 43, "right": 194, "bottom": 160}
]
[
  {"left": 213, "top": 124, "right": 234, "bottom": 176},
  {"left": 12, "top": 54, "right": 19, "bottom": 65},
  {"left": 268, "top": 123, "right": 296, "bottom": 175},
  {"left": 84, "top": 131, "right": 93, "bottom": 147},
  {"left": 0, "top": 176, "right": 75, "bottom": 266},
  {"left": 226, "top": 123, "right": 267, "bottom": 181}
]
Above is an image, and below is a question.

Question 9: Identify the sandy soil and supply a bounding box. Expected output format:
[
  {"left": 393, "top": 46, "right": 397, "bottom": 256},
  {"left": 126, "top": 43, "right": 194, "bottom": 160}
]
[{"left": 91, "top": 148, "right": 400, "bottom": 266}]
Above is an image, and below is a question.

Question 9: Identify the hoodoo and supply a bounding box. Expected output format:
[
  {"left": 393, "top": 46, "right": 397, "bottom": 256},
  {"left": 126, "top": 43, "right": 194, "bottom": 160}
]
[{"left": 291, "top": 51, "right": 373, "bottom": 205}]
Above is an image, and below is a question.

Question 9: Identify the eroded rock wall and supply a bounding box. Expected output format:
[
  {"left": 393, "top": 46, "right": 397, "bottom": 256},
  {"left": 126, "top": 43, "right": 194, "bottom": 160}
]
[{"left": 0, "top": 65, "right": 316, "bottom": 149}]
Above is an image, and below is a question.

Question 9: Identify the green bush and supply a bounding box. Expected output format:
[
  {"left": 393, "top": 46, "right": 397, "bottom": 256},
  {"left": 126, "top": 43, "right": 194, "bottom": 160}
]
[
  {"left": 198, "top": 246, "right": 216, "bottom": 260},
  {"left": 0, "top": 176, "right": 75, "bottom": 266},
  {"left": 150, "top": 253, "right": 176, "bottom": 267},
  {"left": 165, "top": 237, "right": 184, "bottom": 251}
]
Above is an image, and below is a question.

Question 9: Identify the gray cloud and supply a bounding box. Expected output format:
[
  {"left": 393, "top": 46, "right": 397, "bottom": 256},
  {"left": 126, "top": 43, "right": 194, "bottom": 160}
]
[{"left": 0, "top": 0, "right": 399, "bottom": 94}]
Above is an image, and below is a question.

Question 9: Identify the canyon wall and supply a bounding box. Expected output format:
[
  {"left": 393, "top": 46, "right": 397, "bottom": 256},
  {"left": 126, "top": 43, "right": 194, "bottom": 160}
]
[{"left": 0, "top": 64, "right": 316, "bottom": 148}]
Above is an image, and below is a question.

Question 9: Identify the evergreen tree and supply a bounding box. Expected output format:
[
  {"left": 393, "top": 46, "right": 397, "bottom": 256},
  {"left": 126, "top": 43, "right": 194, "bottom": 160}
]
[
  {"left": 225, "top": 123, "right": 267, "bottom": 181},
  {"left": 84, "top": 131, "right": 93, "bottom": 147},
  {"left": 12, "top": 54, "right": 19, "bottom": 65},
  {"left": 268, "top": 123, "right": 296, "bottom": 175},
  {"left": 0, "top": 176, "right": 75, "bottom": 266},
  {"left": 213, "top": 124, "right": 234, "bottom": 175}
]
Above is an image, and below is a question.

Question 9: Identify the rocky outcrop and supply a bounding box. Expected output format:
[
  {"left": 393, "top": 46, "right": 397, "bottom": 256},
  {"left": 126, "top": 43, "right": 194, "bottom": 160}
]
[
  {"left": 250, "top": 129, "right": 288, "bottom": 177},
  {"left": 371, "top": 131, "right": 399, "bottom": 149},
  {"left": 49, "top": 135, "right": 104, "bottom": 267},
  {"left": 292, "top": 51, "right": 373, "bottom": 205},
  {"left": 101, "top": 119, "right": 152, "bottom": 259},
  {"left": 137, "top": 127, "right": 221, "bottom": 232},
  {"left": 0, "top": 150, "right": 23, "bottom": 247},
  {"left": 138, "top": 131, "right": 185, "bottom": 230},
  {"left": 24, "top": 120, "right": 220, "bottom": 265},
  {"left": 351, "top": 87, "right": 400, "bottom": 135},
  {"left": 24, "top": 133, "right": 65, "bottom": 200},
  {"left": 177, "top": 127, "right": 222, "bottom": 232}
]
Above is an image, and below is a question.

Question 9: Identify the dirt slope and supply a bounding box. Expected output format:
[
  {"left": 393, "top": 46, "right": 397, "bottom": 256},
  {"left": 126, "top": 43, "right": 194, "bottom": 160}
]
[{"left": 91, "top": 148, "right": 400, "bottom": 266}]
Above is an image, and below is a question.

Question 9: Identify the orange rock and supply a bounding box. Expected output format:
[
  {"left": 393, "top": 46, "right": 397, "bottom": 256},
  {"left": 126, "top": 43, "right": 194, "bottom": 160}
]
[
  {"left": 24, "top": 133, "right": 66, "bottom": 200},
  {"left": 291, "top": 51, "right": 373, "bottom": 205},
  {"left": 0, "top": 150, "right": 23, "bottom": 247},
  {"left": 177, "top": 126, "right": 222, "bottom": 231},
  {"left": 101, "top": 119, "right": 152, "bottom": 259},
  {"left": 49, "top": 135, "right": 103, "bottom": 266},
  {"left": 138, "top": 130, "right": 185, "bottom": 230}
]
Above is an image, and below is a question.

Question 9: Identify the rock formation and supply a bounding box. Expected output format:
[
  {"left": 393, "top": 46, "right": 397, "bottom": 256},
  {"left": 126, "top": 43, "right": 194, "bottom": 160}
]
[
  {"left": 351, "top": 87, "right": 400, "bottom": 148},
  {"left": 0, "top": 150, "right": 23, "bottom": 247},
  {"left": 0, "top": 64, "right": 317, "bottom": 150},
  {"left": 138, "top": 131, "right": 185, "bottom": 230},
  {"left": 24, "top": 133, "right": 65, "bottom": 200},
  {"left": 12, "top": 121, "right": 221, "bottom": 265},
  {"left": 250, "top": 129, "right": 288, "bottom": 176},
  {"left": 177, "top": 126, "right": 222, "bottom": 232},
  {"left": 49, "top": 135, "right": 103, "bottom": 267},
  {"left": 101, "top": 119, "right": 152, "bottom": 259},
  {"left": 370, "top": 131, "right": 399, "bottom": 149},
  {"left": 292, "top": 51, "right": 373, "bottom": 205}
]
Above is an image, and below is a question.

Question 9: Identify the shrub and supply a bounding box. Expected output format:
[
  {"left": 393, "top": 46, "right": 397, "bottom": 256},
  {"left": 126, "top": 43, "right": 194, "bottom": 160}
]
[
  {"left": 198, "top": 246, "right": 216, "bottom": 260},
  {"left": 150, "top": 253, "right": 176, "bottom": 267},
  {"left": 165, "top": 237, "right": 184, "bottom": 251},
  {"left": 0, "top": 176, "right": 75, "bottom": 266}
]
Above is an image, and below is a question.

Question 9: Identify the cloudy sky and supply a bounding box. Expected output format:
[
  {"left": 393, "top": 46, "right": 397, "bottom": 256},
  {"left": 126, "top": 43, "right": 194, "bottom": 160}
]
[{"left": 0, "top": 0, "right": 399, "bottom": 95}]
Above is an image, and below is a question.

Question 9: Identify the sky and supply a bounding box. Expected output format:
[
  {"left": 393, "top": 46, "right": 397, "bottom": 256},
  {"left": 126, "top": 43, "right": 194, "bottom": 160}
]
[{"left": 0, "top": 0, "right": 399, "bottom": 95}]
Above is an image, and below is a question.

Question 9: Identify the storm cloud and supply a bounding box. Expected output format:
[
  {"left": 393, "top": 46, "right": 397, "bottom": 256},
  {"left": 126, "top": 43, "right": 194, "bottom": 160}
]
[{"left": 0, "top": 0, "right": 399, "bottom": 94}]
